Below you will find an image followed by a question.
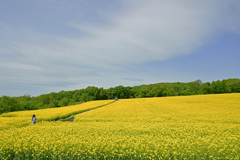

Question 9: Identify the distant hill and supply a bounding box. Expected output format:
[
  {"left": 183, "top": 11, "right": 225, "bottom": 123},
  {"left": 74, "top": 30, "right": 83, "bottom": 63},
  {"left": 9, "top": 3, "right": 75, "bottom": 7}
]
[{"left": 0, "top": 78, "right": 239, "bottom": 114}]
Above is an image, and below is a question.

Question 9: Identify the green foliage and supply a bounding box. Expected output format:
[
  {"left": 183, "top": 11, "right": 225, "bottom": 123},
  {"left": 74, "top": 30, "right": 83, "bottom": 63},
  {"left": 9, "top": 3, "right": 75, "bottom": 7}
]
[
  {"left": 0, "top": 96, "right": 21, "bottom": 113},
  {"left": 0, "top": 78, "right": 240, "bottom": 114}
]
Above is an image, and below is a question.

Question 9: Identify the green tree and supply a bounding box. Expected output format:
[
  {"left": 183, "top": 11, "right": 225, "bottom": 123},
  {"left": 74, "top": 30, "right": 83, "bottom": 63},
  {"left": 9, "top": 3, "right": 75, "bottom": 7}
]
[
  {"left": 200, "top": 82, "right": 211, "bottom": 94},
  {"left": 0, "top": 96, "right": 20, "bottom": 113},
  {"left": 151, "top": 84, "right": 163, "bottom": 97},
  {"left": 59, "top": 97, "right": 69, "bottom": 107},
  {"left": 229, "top": 80, "right": 240, "bottom": 92},
  {"left": 98, "top": 88, "right": 108, "bottom": 100}
]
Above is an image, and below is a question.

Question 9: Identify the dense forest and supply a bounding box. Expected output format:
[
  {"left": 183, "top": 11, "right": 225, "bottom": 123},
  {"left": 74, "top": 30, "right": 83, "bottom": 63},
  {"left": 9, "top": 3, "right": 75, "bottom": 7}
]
[{"left": 1, "top": 78, "right": 240, "bottom": 114}]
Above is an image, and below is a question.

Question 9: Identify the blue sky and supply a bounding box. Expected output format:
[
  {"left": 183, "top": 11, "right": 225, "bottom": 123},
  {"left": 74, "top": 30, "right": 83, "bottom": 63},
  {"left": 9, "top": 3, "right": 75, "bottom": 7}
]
[{"left": 0, "top": 0, "right": 240, "bottom": 97}]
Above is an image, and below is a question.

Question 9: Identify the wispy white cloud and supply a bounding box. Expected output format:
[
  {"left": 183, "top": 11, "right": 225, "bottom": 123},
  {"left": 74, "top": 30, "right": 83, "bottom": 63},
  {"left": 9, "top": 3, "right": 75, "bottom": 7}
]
[
  {"left": 1, "top": 0, "right": 240, "bottom": 96},
  {"left": 64, "top": 0, "right": 240, "bottom": 65},
  {"left": 0, "top": 62, "right": 42, "bottom": 71}
]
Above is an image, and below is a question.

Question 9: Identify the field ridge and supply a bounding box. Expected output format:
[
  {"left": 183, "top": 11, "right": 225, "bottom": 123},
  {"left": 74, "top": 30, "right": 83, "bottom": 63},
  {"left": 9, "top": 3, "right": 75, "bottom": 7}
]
[{"left": 57, "top": 100, "right": 116, "bottom": 122}]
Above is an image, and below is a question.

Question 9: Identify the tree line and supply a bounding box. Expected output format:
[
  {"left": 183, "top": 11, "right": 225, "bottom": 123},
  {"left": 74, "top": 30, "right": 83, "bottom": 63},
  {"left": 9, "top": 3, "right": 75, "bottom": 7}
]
[{"left": 1, "top": 78, "right": 240, "bottom": 114}]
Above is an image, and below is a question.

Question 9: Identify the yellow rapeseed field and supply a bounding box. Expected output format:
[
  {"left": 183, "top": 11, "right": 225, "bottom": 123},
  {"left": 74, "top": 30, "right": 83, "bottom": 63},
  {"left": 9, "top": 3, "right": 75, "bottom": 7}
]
[
  {"left": 0, "top": 94, "right": 240, "bottom": 159},
  {"left": 0, "top": 100, "right": 113, "bottom": 130}
]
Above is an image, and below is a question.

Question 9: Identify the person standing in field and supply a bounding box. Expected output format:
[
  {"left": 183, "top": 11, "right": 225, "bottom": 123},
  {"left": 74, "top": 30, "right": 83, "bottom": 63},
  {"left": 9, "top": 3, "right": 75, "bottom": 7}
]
[{"left": 31, "top": 114, "right": 37, "bottom": 125}]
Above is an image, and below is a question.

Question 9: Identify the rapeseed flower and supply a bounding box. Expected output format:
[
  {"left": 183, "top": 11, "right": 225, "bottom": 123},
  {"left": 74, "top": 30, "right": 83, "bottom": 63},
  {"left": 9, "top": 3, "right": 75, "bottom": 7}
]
[{"left": 0, "top": 94, "right": 239, "bottom": 159}]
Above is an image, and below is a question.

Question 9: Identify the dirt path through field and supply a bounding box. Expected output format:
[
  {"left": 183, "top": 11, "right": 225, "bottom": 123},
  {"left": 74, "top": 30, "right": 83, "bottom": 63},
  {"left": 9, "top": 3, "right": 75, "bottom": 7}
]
[{"left": 58, "top": 100, "right": 116, "bottom": 122}]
